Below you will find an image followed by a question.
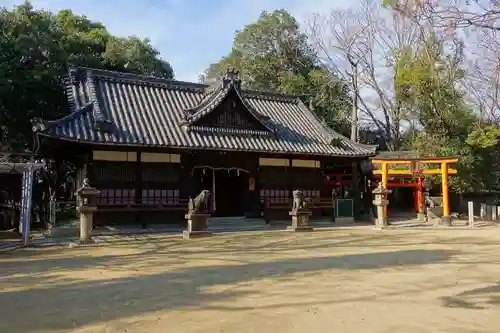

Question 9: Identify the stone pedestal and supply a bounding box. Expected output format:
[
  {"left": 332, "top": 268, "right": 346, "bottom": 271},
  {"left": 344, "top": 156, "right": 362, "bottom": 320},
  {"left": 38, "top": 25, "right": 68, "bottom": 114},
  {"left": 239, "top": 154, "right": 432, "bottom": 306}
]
[
  {"left": 372, "top": 184, "right": 391, "bottom": 230},
  {"left": 441, "top": 215, "right": 451, "bottom": 227},
  {"left": 373, "top": 199, "right": 389, "bottom": 229},
  {"left": 78, "top": 207, "right": 97, "bottom": 244},
  {"left": 183, "top": 213, "right": 211, "bottom": 239},
  {"left": 287, "top": 210, "right": 313, "bottom": 232}
]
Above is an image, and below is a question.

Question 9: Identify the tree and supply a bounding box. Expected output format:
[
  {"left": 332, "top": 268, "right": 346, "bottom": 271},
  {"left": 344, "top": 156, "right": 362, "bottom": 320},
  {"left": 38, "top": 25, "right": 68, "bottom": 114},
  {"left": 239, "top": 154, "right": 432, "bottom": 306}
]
[
  {"left": 383, "top": 0, "right": 500, "bottom": 31},
  {"left": 201, "top": 9, "right": 351, "bottom": 134},
  {"left": 307, "top": 0, "right": 421, "bottom": 150},
  {"left": 0, "top": 1, "right": 176, "bottom": 221},
  {"left": 383, "top": 0, "right": 500, "bottom": 192},
  {"left": 0, "top": 1, "right": 174, "bottom": 151}
]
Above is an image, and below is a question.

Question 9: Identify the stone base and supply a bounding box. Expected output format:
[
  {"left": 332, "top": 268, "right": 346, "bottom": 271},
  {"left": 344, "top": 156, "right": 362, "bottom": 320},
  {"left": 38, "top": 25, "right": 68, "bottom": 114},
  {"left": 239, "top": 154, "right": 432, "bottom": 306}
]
[
  {"left": 417, "top": 212, "right": 425, "bottom": 221},
  {"left": 374, "top": 217, "right": 388, "bottom": 229},
  {"left": 68, "top": 238, "right": 96, "bottom": 248},
  {"left": 287, "top": 226, "right": 314, "bottom": 232},
  {"left": 373, "top": 226, "right": 387, "bottom": 231},
  {"left": 335, "top": 217, "right": 355, "bottom": 223},
  {"left": 182, "top": 230, "right": 212, "bottom": 239},
  {"left": 442, "top": 216, "right": 451, "bottom": 226},
  {"left": 185, "top": 213, "right": 210, "bottom": 232},
  {"left": 289, "top": 210, "right": 312, "bottom": 230}
]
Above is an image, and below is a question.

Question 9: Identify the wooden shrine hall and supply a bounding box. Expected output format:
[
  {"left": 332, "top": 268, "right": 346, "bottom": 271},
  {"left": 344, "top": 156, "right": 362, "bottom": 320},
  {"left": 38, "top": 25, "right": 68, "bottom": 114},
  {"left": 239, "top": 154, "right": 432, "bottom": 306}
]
[{"left": 32, "top": 67, "right": 376, "bottom": 225}]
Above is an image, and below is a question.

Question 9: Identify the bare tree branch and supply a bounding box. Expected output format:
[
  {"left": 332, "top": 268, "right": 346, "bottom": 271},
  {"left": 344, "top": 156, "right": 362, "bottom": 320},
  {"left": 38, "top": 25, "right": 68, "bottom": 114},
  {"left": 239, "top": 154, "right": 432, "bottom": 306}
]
[{"left": 306, "top": 0, "right": 419, "bottom": 150}]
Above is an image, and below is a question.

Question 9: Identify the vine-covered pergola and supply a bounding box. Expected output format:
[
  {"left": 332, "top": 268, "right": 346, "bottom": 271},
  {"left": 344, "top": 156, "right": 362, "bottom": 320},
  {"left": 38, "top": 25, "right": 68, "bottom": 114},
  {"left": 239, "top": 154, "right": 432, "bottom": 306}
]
[{"left": 371, "top": 152, "right": 458, "bottom": 225}]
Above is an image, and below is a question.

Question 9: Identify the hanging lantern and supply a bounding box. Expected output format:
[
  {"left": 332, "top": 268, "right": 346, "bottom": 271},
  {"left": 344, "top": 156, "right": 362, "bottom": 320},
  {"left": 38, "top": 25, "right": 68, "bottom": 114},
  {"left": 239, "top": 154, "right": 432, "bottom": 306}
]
[
  {"left": 202, "top": 168, "right": 206, "bottom": 175},
  {"left": 237, "top": 169, "right": 240, "bottom": 177}
]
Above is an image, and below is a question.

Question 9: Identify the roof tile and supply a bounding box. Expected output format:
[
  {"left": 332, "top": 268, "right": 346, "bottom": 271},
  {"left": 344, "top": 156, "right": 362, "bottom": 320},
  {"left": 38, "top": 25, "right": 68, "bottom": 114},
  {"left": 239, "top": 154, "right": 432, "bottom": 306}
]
[{"left": 36, "top": 67, "right": 376, "bottom": 157}]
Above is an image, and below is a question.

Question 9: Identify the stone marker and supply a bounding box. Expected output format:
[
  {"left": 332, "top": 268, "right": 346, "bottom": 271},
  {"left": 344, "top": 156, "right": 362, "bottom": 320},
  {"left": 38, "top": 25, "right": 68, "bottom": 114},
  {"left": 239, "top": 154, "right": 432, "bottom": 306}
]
[
  {"left": 480, "top": 203, "right": 486, "bottom": 219},
  {"left": 287, "top": 190, "right": 313, "bottom": 232},
  {"left": 468, "top": 201, "right": 474, "bottom": 228},
  {"left": 183, "top": 190, "right": 212, "bottom": 239}
]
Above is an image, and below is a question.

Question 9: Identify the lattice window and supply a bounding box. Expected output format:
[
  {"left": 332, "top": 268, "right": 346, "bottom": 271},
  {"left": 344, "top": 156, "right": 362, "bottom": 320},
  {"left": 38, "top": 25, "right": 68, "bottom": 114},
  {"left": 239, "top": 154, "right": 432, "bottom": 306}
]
[
  {"left": 97, "top": 189, "right": 136, "bottom": 206},
  {"left": 141, "top": 189, "right": 180, "bottom": 205},
  {"left": 94, "top": 162, "right": 136, "bottom": 182},
  {"left": 259, "top": 166, "right": 288, "bottom": 186},
  {"left": 291, "top": 168, "right": 321, "bottom": 189},
  {"left": 259, "top": 189, "right": 290, "bottom": 204},
  {"left": 141, "top": 164, "right": 179, "bottom": 183},
  {"left": 302, "top": 190, "right": 321, "bottom": 201},
  {"left": 141, "top": 163, "right": 180, "bottom": 204}
]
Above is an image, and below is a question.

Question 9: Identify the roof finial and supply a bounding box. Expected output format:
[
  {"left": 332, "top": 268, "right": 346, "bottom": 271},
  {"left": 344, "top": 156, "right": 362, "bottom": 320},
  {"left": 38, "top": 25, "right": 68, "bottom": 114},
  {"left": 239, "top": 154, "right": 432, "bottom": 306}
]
[
  {"left": 309, "top": 97, "right": 315, "bottom": 111},
  {"left": 68, "top": 67, "right": 85, "bottom": 86},
  {"left": 222, "top": 67, "right": 242, "bottom": 90}
]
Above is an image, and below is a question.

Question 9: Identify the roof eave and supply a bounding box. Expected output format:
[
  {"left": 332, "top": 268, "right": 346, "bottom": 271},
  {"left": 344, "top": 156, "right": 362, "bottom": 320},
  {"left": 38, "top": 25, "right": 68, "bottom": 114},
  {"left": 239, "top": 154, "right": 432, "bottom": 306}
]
[{"left": 35, "top": 132, "right": 375, "bottom": 158}]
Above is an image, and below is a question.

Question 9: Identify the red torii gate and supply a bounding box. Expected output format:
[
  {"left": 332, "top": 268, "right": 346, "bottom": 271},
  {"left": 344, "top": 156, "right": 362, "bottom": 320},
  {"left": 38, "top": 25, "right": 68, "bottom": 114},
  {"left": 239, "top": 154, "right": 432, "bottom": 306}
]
[{"left": 323, "top": 152, "right": 458, "bottom": 223}]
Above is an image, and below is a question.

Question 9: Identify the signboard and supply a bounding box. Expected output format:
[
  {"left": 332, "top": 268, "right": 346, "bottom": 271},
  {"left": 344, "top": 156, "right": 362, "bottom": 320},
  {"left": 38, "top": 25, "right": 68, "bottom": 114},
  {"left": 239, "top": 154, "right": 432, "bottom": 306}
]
[{"left": 336, "top": 199, "right": 354, "bottom": 218}]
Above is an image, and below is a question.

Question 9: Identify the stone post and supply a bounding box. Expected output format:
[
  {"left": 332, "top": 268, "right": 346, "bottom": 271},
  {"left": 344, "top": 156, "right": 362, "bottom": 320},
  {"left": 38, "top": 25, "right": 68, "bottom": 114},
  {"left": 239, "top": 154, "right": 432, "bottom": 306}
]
[
  {"left": 468, "top": 201, "right": 474, "bottom": 228},
  {"left": 288, "top": 190, "right": 313, "bottom": 232},
  {"left": 486, "top": 205, "right": 493, "bottom": 221},
  {"left": 372, "top": 183, "right": 391, "bottom": 229},
  {"left": 183, "top": 190, "right": 212, "bottom": 239},
  {"left": 480, "top": 203, "right": 486, "bottom": 219},
  {"left": 492, "top": 205, "right": 497, "bottom": 221},
  {"left": 75, "top": 178, "right": 100, "bottom": 244}
]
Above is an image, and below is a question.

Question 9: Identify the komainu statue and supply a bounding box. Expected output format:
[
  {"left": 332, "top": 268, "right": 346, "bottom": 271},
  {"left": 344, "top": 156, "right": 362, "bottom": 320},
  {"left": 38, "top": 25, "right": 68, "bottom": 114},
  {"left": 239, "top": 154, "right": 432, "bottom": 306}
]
[
  {"left": 292, "top": 190, "right": 308, "bottom": 212},
  {"left": 188, "top": 190, "right": 211, "bottom": 214}
]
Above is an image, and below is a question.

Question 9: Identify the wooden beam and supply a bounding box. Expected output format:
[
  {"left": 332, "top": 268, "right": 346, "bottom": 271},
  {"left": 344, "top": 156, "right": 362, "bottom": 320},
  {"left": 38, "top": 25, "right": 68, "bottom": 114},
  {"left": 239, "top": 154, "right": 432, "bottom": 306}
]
[
  {"left": 372, "top": 158, "right": 458, "bottom": 165},
  {"left": 373, "top": 169, "right": 457, "bottom": 175}
]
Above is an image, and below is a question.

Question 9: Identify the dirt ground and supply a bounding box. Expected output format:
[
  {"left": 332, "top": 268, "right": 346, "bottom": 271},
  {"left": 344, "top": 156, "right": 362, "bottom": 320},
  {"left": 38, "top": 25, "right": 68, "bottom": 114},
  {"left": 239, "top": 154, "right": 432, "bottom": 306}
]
[{"left": 1, "top": 227, "right": 500, "bottom": 333}]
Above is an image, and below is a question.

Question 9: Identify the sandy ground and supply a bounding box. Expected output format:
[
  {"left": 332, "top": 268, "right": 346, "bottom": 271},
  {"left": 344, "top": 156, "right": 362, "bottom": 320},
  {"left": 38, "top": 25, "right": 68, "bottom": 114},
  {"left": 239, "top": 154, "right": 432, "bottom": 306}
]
[{"left": 1, "top": 227, "right": 500, "bottom": 333}]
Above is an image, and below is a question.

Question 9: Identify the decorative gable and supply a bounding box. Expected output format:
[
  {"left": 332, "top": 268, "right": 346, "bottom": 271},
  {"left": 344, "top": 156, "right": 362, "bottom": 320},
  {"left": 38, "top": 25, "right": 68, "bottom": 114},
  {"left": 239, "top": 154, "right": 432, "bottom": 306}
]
[{"left": 181, "top": 68, "right": 276, "bottom": 135}]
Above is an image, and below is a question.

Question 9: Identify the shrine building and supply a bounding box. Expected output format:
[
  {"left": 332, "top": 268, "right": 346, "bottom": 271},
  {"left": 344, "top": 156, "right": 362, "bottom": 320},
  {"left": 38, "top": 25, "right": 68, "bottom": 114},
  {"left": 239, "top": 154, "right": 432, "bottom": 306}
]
[{"left": 33, "top": 67, "right": 376, "bottom": 225}]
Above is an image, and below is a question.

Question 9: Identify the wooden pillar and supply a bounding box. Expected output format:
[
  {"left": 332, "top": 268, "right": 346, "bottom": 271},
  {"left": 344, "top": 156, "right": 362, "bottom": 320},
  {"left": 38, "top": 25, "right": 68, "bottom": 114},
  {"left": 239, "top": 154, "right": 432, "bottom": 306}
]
[
  {"left": 441, "top": 162, "right": 451, "bottom": 226},
  {"left": 351, "top": 162, "right": 360, "bottom": 220},
  {"left": 381, "top": 162, "right": 388, "bottom": 217},
  {"left": 136, "top": 152, "right": 143, "bottom": 226},
  {"left": 417, "top": 176, "right": 425, "bottom": 221}
]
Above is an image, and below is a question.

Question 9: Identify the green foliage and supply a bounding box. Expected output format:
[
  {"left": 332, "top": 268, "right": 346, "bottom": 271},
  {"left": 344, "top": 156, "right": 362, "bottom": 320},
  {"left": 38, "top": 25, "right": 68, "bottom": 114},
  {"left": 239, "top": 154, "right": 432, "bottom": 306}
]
[
  {"left": 201, "top": 9, "right": 351, "bottom": 134},
  {"left": 0, "top": 1, "right": 173, "bottom": 150},
  {"left": 466, "top": 125, "right": 500, "bottom": 149},
  {"left": 393, "top": 30, "right": 499, "bottom": 192},
  {"left": 394, "top": 35, "right": 473, "bottom": 137}
]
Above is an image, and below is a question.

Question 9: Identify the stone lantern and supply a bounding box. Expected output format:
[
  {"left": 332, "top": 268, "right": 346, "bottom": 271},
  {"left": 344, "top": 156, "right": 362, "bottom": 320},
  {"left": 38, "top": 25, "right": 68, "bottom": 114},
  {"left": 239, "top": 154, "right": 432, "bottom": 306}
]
[
  {"left": 76, "top": 178, "right": 100, "bottom": 244},
  {"left": 372, "top": 182, "right": 391, "bottom": 229}
]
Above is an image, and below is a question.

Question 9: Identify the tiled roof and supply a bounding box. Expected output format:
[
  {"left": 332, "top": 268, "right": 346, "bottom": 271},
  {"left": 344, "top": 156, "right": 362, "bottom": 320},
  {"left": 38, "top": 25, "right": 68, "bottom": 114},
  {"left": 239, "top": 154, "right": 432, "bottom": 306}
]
[{"left": 34, "top": 67, "right": 376, "bottom": 157}]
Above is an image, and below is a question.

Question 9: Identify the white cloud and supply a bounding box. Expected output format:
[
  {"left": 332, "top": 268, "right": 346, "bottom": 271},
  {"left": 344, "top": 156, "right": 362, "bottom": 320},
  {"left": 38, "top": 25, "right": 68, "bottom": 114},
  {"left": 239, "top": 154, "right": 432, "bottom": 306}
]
[{"left": 0, "top": 0, "right": 353, "bottom": 82}]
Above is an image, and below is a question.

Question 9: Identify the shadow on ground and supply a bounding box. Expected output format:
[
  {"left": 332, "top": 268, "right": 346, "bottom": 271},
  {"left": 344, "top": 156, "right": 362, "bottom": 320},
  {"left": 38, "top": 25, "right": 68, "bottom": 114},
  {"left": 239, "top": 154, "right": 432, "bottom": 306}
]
[
  {"left": 0, "top": 248, "right": 456, "bottom": 332},
  {"left": 441, "top": 282, "right": 500, "bottom": 310}
]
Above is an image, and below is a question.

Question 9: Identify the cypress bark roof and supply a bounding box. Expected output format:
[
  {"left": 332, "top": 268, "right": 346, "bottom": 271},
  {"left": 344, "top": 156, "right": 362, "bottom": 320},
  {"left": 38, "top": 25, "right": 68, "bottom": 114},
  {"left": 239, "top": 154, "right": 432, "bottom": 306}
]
[{"left": 33, "top": 67, "right": 376, "bottom": 157}]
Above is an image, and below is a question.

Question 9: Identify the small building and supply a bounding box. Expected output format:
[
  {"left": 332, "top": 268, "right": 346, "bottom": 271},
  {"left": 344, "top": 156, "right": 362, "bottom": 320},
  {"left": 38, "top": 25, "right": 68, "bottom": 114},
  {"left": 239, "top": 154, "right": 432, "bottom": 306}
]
[{"left": 33, "top": 67, "right": 376, "bottom": 225}]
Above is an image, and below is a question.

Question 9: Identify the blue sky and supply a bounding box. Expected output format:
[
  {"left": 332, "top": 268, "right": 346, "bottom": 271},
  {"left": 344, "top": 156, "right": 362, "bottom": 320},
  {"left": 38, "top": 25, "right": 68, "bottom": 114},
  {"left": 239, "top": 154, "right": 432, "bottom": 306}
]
[{"left": 0, "top": 0, "right": 349, "bottom": 82}]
